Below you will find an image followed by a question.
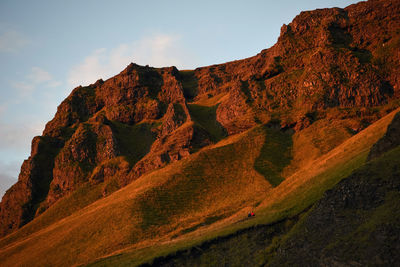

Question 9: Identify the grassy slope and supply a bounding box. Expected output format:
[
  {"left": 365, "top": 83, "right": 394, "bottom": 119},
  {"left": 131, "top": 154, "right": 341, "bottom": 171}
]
[
  {"left": 179, "top": 70, "right": 198, "bottom": 100},
  {"left": 110, "top": 121, "right": 158, "bottom": 166},
  {"left": 126, "top": 143, "right": 400, "bottom": 267},
  {"left": 0, "top": 124, "right": 282, "bottom": 266},
  {"left": 266, "top": 145, "right": 400, "bottom": 266},
  {"left": 0, "top": 108, "right": 397, "bottom": 267},
  {"left": 187, "top": 104, "right": 226, "bottom": 142},
  {"left": 88, "top": 108, "right": 399, "bottom": 266},
  {"left": 0, "top": 121, "right": 159, "bottom": 250},
  {"left": 257, "top": 109, "right": 399, "bottom": 218}
]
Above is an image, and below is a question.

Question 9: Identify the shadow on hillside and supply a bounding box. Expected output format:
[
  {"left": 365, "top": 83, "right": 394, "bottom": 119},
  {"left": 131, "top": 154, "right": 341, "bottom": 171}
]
[
  {"left": 187, "top": 104, "right": 227, "bottom": 143},
  {"left": 179, "top": 70, "right": 198, "bottom": 101},
  {"left": 253, "top": 125, "right": 293, "bottom": 187}
]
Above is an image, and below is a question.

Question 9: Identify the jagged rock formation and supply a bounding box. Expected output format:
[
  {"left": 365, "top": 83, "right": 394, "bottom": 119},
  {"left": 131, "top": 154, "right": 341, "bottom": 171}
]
[{"left": 1, "top": 0, "right": 400, "bottom": 237}]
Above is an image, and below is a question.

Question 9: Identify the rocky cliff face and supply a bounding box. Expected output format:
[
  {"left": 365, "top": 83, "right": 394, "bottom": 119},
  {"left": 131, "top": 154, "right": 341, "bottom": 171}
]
[{"left": 1, "top": 0, "right": 400, "bottom": 237}]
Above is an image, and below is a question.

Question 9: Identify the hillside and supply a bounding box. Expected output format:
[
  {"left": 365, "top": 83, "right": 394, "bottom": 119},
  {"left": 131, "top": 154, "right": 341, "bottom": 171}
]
[
  {"left": 0, "top": 0, "right": 399, "bottom": 266},
  {"left": 126, "top": 111, "right": 400, "bottom": 267}
]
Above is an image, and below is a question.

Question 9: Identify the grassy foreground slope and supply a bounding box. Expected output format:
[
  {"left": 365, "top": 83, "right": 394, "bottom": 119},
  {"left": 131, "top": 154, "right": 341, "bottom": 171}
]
[
  {"left": 87, "top": 108, "right": 399, "bottom": 266},
  {"left": 116, "top": 138, "right": 400, "bottom": 267},
  {"left": 0, "top": 123, "right": 287, "bottom": 266},
  {"left": 0, "top": 108, "right": 397, "bottom": 267},
  {"left": 268, "top": 146, "right": 400, "bottom": 266}
]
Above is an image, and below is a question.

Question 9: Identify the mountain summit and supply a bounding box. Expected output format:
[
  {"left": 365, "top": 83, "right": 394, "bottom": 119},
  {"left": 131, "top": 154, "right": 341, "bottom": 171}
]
[{"left": 0, "top": 0, "right": 399, "bottom": 266}]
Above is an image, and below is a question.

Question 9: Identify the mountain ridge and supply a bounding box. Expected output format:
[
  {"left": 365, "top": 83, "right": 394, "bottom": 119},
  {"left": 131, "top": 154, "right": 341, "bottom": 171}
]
[{"left": 0, "top": 0, "right": 399, "bottom": 265}]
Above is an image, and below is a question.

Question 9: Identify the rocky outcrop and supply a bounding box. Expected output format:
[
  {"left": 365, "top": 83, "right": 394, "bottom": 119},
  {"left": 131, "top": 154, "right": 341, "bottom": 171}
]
[
  {"left": 368, "top": 111, "right": 400, "bottom": 160},
  {"left": 46, "top": 120, "right": 119, "bottom": 205},
  {"left": 161, "top": 103, "right": 191, "bottom": 136},
  {"left": 1, "top": 0, "right": 400, "bottom": 237},
  {"left": 0, "top": 136, "right": 62, "bottom": 236},
  {"left": 216, "top": 82, "right": 256, "bottom": 135},
  {"left": 130, "top": 123, "right": 194, "bottom": 181},
  {"left": 190, "top": 0, "right": 400, "bottom": 126}
]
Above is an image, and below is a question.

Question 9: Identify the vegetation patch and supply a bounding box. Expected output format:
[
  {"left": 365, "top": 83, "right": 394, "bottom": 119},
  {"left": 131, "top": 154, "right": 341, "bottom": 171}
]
[
  {"left": 179, "top": 70, "right": 198, "bottom": 100},
  {"left": 0, "top": 182, "right": 104, "bottom": 248},
  {"left": 177, "top": 215, "right": 227, "bottom": 236},
  {"left": 110, "top": 121, "right": 158, "bottom": 166},
  {"left": 188, "top": 104, "right": 227, "bottom": 142},
  {"left": 254, "top": 125, "right": 293, "bottom": 187}
]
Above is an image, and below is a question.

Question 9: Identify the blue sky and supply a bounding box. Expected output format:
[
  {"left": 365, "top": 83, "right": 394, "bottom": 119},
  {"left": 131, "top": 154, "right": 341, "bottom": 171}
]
[{"left": 0, "top": 0, "right": 361, "bottom": 198}]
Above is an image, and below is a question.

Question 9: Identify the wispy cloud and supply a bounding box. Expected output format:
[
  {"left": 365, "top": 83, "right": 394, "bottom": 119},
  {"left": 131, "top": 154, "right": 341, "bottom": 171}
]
[
  {"left": 0, "top": 30, "right": 30, "bottom": 53},
  {"left": 11, "top": 81, "right": 35, "bottom": 96},
  {"left": 0, "top": 105, "right": 6, "bottom": 116},
  {"left": 68, "top": 33, "right": 195, "bottom": 87},
  {"left": 11, "top": 67, "right": 62, "bottom": 96},
  {"left": 0, "top": 120, "right": 43, "bottom": 151},
  {"left": 0, "top": 119, "right": 43, "bottom": 199},
  {"left": 47, "top": 80, "right": 62, "bottom": 88},
  {"left": 27, "top": 67, "right": 52, "bottom": 83}
]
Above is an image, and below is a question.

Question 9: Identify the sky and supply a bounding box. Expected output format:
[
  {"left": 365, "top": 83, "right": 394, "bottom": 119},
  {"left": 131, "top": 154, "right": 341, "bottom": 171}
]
[{"left": 0, "top": 0, "right": 361, "bottom": 198}]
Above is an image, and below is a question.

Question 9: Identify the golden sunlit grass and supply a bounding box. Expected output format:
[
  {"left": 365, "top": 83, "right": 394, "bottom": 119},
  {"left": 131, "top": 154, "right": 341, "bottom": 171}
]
[
  {"left": 257, "top": 108, "right": 399, "bottom": 215},
  {"left": 191, "top": 93, "right": 228, "bottom": 107},
  {"left": 0, "top": 106, "right": 398, "bottom": 267},
  {"left": 283, "top": 118, "right": 357, "bottom": 176},
  {"left": 88, "top": 108, "right": 399, "bottom": 266},
  {"left": 0, "top": 122, "right": 278, "bottom": 266}
]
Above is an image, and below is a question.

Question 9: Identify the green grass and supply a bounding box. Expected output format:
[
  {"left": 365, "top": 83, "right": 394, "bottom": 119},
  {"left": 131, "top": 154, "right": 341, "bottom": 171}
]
[
  {"left": 109, "top": 116, "right": 398, "bottom": 266},
  {"left": 90, "top": 110, "right": 398, "bottom": 266},
  {"left": 264, "top": 146, "right": 400, "bottom": 265},
  {"left": 268, "top": 150, "right": 368, "bottom": 223},
  {"left": 0, "top": 182, "right": 104, "bottom": 248},
  {"left": 177, "top": 215, "right": 227, "bottom": 236},
  {"left": 88, "top": 132, "right": 367, "bottom": 266},
  {"left": 187, "top": 104, "right": 226, "bottom": 142},
  {"left": 86, "top": 159, "right": 359, "bottom": 267},
  {"left": 254, "top": 126, "right": 292, "bottom": 186},
  {"left": 135, "top": 125, "right": 271, "bottom": 232},
  {"left": 0, "top": 123, "right": 271, "bottom": 267},
  {"left": 110, "top": 121, "right": 158, "bottom": 166},
  {"left": 179, "top": 70, "right": 198, "bottom": 100},
  {"left": 1, "top": 109, "right": 397, "bottom": 267}
]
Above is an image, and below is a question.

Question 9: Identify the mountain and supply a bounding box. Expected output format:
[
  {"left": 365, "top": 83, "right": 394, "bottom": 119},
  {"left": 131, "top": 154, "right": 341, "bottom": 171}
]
[{"left": 0, "top": 0, "right": 399, "bottom": 266}]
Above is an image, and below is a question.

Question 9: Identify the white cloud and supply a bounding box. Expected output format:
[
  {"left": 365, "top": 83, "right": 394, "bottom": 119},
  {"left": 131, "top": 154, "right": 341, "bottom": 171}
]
[
  {"left": 0, "top": 105, "right": 6, "bottom": 116},
  {"left": 0, "top": 119, "right": 43, "bottom": 199},
  {"left": 0, "top": 120, "right": 43, "bottom": 151},
  {"left": 0, "top": 30, "right": 30, "bottom": 52},
  {"left": 0, "top": 173, "right": 16, "bottom": 199},
  {"left": 11, "top": 81, "right": 35, "bottom": 96},
  {"left": 47, "top": 80, "right": 62, "bottom": 88},
  {"left": 68, "top": 33, "right": 195, "bottom": 87},
  {"left": 11, "top": 67, "right": 62, "bottom": 96},
  {"left": 27, "top": 67, "right": 52, "bottom": 83}
]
